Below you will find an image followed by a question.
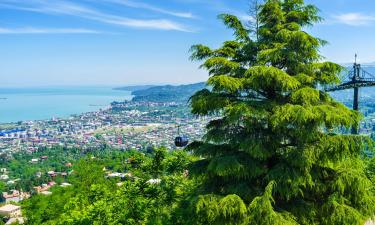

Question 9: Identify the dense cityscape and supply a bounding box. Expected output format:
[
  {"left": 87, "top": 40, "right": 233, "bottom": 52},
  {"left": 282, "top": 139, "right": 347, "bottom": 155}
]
[
  {"left": 0, "top": 100, "right": 209, "bottom": 155},
  {"left": 3, "top": 89, "right": 375, "bottom": 158}
]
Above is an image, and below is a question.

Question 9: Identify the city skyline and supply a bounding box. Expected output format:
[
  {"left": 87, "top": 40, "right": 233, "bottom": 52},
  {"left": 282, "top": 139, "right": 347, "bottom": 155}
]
[{"left": 1, "top": 0, "right": 375, "bottom": 87}]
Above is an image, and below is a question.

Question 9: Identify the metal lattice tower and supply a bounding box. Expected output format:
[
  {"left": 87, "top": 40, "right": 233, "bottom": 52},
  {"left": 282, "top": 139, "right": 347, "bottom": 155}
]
[{"left": 325, "top": 55, "right": 375, "bottom": 134}]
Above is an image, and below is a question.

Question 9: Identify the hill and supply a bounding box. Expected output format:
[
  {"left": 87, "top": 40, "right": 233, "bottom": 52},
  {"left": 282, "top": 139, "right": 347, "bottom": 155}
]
[
  {"left": 113, "top": 85, "right": 156, "bottom": 92},
  {"left": 131, "top": 82, "right": 206, "bottom": 102}
]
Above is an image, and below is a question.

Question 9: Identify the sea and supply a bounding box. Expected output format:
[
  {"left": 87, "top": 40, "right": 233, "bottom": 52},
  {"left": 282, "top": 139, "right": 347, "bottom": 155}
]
[{"left": 0, "top": 86, "right": 132, "bottom": 123}]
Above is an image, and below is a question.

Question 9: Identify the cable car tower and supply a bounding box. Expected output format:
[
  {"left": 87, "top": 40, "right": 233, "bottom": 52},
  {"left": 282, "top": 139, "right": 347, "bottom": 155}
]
[{"left": 325, "top": 54, "right": 375, "bottom": 134}]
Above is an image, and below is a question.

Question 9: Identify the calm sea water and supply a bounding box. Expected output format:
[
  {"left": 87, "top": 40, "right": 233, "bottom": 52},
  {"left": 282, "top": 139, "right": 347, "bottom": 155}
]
[{"left": 0, "top": 86, "right": 132, "bottom": 123}]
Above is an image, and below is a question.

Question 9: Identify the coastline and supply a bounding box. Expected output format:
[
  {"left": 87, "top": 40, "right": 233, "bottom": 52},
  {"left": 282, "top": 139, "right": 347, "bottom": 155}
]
[{"left": 0, "top": 86, "right": 132, "bottom": 124}]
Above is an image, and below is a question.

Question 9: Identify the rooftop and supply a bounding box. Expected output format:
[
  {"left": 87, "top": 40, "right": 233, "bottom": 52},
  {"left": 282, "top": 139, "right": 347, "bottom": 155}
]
[
  {"left": 5, "top": 217, "right": 24, "bottom": 225},
  {"left": 0, "top": 204, "right": 20, "bottom": 212}
]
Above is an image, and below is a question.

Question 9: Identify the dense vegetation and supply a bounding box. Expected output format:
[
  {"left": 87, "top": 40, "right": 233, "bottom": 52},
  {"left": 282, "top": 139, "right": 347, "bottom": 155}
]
[
  {"left": 0, "top": 146, "right": 160, "bottom": 193},
  {"left": 22, "top": 148, "right": 193, "bottom": 224},
  {"left": 14, "top": 146, "right": 374, "bottom": 225},
  {"left": 0, "top": 147, "right": 80, "bottom": 193},
  {"left": 181, "top": 0, "right": 375, "bottom": 224}
]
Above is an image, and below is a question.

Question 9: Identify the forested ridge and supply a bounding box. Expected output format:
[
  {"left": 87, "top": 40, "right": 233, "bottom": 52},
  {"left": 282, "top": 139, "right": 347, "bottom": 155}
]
[
  {"left": 12, "top": 0, "right": 375, "bottom": 224},
  {"left": 131, "top": 82, "right": 206, "bottom": 102}
]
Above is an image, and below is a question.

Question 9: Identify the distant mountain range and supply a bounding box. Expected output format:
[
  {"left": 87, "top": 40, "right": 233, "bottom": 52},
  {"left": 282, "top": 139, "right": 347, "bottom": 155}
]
[
  {"left": 339, "top": 64, "right": 375, "bottom": 75},
  {"left": 115, "top": 82, "right": 206, "bottom": 102},
  {"left": 132, "top": 82, "right": 206, "bottom": 102},
  {"left": 113, "top": 85, "right": 156, "bottom": 92},
  {"left": 341, "top": 62, "right": 375, "bottom": 67}
]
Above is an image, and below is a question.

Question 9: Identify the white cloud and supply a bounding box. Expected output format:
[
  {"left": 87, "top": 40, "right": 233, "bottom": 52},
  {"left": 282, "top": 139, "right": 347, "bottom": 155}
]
[
  {"left": 332, "top": 13, "right": 375, "bottom": 26},
  {"left": 103, "top": 0, "right": 195, "bottom": 19},
  {"left": 0, "top": 0, "right": 192, "bottom": 32},
  {"left": 0, "top": 27, "right": 100, "bottom": 34},
  {"left": 237, "top": 14, "right": 255, "bottom": 23}
]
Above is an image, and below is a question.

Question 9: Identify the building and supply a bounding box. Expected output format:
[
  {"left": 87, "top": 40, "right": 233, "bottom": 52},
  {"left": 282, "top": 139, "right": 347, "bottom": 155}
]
[
  {"left": 34, "top": 182, "right": 56, "bottom": 194},
  {"left": 146, "top": 178, "right": 161, "bottom": 185},
  {"left": 30, "top": 158, "right": 39, "bottom": 163},
  {"left": 0, "top": 204, "right": 24, "bottom": 224},
  {"left": 5, "top": 217, "right": 24, "bottom": 225},
  {"left": 60, "top": 183, "right": 71, "bottom": 187},
  {"left": 2, "top": 190, "right": 30, "bottom": 203},
  {"left": 0, "top": 204, "right": 21, "bottom": 217},
  {"left": 0, "top": 175, "right": 9, "bottom": 180}
]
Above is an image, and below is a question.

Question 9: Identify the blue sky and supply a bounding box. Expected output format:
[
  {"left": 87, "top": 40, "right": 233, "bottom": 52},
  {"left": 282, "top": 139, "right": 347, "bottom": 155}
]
[{"left": 0, "top": 0, "right": 374, "bottom": 87}]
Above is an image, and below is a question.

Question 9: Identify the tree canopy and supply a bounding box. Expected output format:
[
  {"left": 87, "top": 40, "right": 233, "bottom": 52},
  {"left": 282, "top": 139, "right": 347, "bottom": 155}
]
[
  {"left": 22, "top": 148, "right": 193, "bottom": 225},
  {"left": 184, "top": 0, "right": 375, "bottom": 224}
]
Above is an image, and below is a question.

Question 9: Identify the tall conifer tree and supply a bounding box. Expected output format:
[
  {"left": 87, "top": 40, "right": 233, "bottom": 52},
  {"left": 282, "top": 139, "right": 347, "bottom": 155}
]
[{"left": 184, "top": 0, "right": 375, "bottom": 224}]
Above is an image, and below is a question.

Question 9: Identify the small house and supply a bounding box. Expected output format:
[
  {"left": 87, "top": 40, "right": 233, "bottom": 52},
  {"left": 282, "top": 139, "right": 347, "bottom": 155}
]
[{"left": 0, "top": 204, "right": 21, "bottom": 217}]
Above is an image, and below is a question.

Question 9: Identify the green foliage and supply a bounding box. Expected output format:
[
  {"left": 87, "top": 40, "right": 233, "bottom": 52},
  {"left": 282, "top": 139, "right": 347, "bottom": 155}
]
[
  {"left": 218, "top": 14, "right": 250, "bottom": 41},
  {"left": 22, "top": 149, "right": 193, "bottom": 225},
  {"left": 184, "top": 0, "right": 375, "bottom": 224},
  {"left": 69, "top": 158, "right": 110, "bottom": 192},
  {"left": 0, "top": 181, "right": 6, "bottom": 193},
  {"left": 367, "top": 156, "right": 375, "bottom": 183},
  {"left": 195, "top": 194, "right": 248, "bottom": 225},
  {"left": 23, "top": 187, "right": 75, "bottom": 224},
  {"left": 149, "top": 148, "right": 167, "bottom": 177},
  {"left": 1, "top": 146, "right": 79, "bottom": 192},
  {"left": 1, "top": 146, "right": 146, "bottom": 193}
]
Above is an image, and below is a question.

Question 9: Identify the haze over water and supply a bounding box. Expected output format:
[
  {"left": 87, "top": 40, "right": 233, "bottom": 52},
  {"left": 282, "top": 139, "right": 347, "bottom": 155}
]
[{"left": 0, "top": 86, "right": 132, "bottom": 123}]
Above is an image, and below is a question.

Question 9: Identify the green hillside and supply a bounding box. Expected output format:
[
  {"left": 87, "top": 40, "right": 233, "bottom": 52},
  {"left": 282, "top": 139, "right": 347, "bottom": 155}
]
[
  {"left": 113, "top": 85, "right": 156, "bottom": 92},
  {"left": 131, "top": 82, "right": 206, "bottom": 102}
]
